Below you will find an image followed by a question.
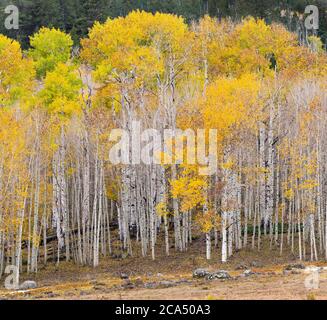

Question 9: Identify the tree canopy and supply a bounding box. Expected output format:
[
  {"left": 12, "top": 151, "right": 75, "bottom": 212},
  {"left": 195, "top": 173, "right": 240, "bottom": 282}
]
[{"left": 0, "top": 0, "right": 326, "bottom": 48}]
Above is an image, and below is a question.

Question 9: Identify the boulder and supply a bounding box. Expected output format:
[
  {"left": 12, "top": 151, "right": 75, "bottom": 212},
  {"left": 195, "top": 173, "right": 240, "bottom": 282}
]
[
  {"left": 121, "top": 279, "right": 135, "bottom": 289},
  {"left": 144, "top": 282, "right": 158, "bottom": 289},
  {"left": 243, "top": 269, "right": 255, "bottom": 277},
  {"left": 177, "top": 279, "right": 191, "bottom": 284},
  {"left": 120, "top": 273, "right": 129, "bottom": 280},
  {"left": 19, "top": 281, "right": 37, "bottom": 290},
  {"left": 47, "top": 292, "right": 59, "bottom": 298},
  {"left": 193, "top": 268, "right": 210, "bottom": 279},
  {"left": 284, "top": 263, "right": 305, "bottom": 271},
  {"left": 158, "top": 281, "right": 176, "bottom": 288},
  {"left": 206, "top": 270, "right": 231, "bottom": 280}
]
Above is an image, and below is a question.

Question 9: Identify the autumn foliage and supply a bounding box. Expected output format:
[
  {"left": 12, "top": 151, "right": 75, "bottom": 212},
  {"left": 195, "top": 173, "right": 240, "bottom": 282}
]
[{"left": 0, "top": 11, "right": 326, "bottom": 282}]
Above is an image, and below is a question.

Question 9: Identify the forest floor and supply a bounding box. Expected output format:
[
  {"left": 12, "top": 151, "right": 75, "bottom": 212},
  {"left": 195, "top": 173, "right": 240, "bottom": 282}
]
[{"left": 1, "top": 236, "right": 327, "bottom": 300}]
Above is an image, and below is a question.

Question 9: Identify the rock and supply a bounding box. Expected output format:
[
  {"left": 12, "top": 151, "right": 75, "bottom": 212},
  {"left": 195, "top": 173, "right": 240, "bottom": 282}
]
[
  {"left": 206, "top": 270, "right": 231, "bottom": 280},
  {"left": 121, "top": 279, "right": 135, "bottom": 289},
  {"left": 47, "top": 292, "right": 59, "bottom": 298},
  {"left": 235, "top": 263, "right": 248, "bottom": 270},
  {"left": 120, "top": 273, "right": 129, "bottom": 280},
  {"left": 284, "top": 263, "right": 306, "bottom": 271},
  {"left": 177, "top": 279, "right": 191, "bottom": 284},
  {"left": 19, "top": 281, "right": 37, "bottom": 290},
  {"left": 250, "top": 261, "right": 263, "bottom": 268},
  {"left": 157, "top": 273, "right": 163, "bottom": 277},
  {"left": 144, "top": 282, "right": 158, "bottom": 289},
  {"left": 193, "top": 268, "right": 210, "bottom": 279},
  {"left": 295, "top": 263, "right": 306, "bottom": 269},
  {"left": 243, "top": 269, "right": 255, "bottom": 277},
  {"left": 65, "top": 292, "right": 75, "bottom": 297},
  {"left": 158, "top": 281, "right": 176, "bottom": 288}
]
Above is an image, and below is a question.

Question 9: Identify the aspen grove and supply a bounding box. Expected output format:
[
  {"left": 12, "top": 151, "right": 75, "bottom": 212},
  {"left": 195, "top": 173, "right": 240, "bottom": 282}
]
[{"left": 0, "top": 11, "right": 326, "bottom": 283}]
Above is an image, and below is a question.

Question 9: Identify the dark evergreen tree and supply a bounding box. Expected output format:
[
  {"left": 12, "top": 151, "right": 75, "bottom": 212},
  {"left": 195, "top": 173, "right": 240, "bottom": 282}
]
[{"left": 0, "top": 0, "right": 325, "bottom": 47}]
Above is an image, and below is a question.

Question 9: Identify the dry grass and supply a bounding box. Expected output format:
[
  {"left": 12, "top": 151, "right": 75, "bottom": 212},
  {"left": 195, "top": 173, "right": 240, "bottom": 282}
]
[{"left": 0, "top": 235, "right": 327, "bottom": 300}]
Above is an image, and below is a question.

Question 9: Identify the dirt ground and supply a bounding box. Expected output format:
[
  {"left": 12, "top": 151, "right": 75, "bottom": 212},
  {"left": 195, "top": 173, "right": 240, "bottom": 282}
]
[{"left": 1, "top": 238, "right": 326, "bottom": 300}]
